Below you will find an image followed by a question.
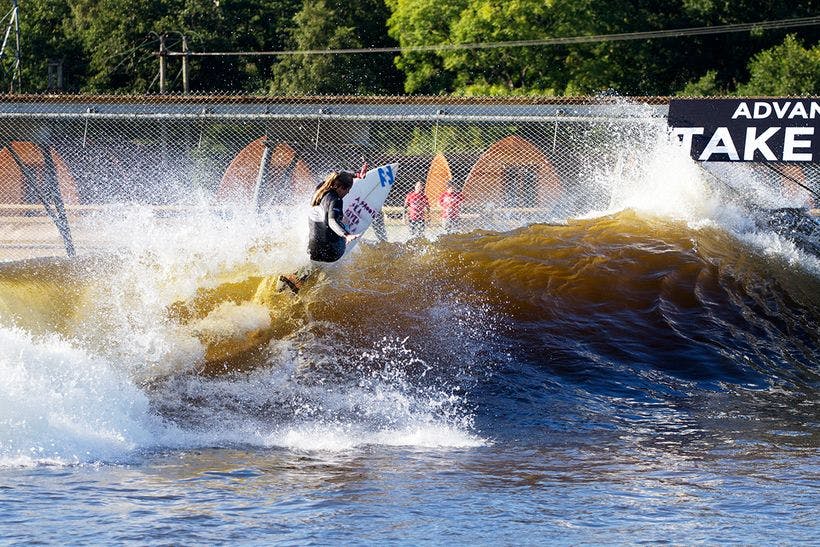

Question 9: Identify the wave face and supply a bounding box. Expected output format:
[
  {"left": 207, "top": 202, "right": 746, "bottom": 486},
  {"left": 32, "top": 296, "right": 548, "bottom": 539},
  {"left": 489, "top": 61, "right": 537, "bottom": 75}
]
[{"left": 1, "top": 208, "right": 818, "bottom": 466}]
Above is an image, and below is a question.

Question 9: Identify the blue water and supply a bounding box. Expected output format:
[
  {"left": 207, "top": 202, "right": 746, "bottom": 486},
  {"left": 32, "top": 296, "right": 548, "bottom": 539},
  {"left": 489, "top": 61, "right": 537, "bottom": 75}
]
[{"left": 2, "top": 441, "right": 816, "bottom": 543}]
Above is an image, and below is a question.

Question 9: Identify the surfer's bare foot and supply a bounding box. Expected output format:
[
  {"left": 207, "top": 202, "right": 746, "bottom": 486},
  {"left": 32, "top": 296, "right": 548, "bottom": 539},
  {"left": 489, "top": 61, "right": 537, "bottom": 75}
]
[{"left": 278, "top": 274, "right": 302, "bottom": 294}]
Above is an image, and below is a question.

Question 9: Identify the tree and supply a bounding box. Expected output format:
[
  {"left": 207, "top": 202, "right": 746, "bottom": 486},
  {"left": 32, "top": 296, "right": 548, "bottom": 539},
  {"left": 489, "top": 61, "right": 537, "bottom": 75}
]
[
  {"left": 8, "top": 0, "right": 820, "bottom": 95},
  {"left": 167, "top": 0, "right": 301, "bottom": 92},
  {"left": 269, "top": 0, "right": 403, "bottom": 95},
  {"left": 386, "top": 0, "right": 820, "bottom": 96},
  {"left": 385, "top": 0, "right": 467, "bottom": 94},
  {"left": 62, "top": 0, "right": 303, "bottom": 93},
  {"left": 677, "top": 0, "right": 820, "bottom": 92},
  {"left": 15, "top": 0, "right": 86, "bottom": 92},
  {"left": 442, "top": 0, "right": 559, "bottom": 95},
  {"left": 67, "top": 0, "right": 170, "bottom": 92},
  {"left": 677, "top": 70, "right": 726, "bottom": 96},
  {"left": 737, "top": 34, "right": 820, "bottom": 96}
]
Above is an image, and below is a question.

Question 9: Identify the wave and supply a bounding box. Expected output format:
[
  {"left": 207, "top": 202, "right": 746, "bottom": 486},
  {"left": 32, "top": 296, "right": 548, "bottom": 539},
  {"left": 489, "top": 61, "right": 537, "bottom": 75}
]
[
  {"left": 2, "top": 211, "right": 817, "bottom": 377},
  {"left": 1, "top": 196, "right": 818, "bottom": 466}
]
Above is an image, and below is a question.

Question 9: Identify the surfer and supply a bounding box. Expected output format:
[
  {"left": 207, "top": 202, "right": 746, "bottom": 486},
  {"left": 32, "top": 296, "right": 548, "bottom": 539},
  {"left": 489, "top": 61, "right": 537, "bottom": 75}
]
[{"left": 277, "top": 171, "right": 360, "bottom": 294}]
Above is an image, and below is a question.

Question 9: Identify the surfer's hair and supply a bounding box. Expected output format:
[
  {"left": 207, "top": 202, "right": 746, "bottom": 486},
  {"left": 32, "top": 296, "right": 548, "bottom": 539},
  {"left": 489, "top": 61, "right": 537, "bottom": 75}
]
[{"left": 312, "top": 171, "right": 355, "bottom": 206}]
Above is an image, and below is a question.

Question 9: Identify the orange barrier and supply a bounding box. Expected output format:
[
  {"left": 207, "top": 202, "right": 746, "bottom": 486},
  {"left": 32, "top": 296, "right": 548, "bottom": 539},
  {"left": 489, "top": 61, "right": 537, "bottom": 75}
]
[
  {"left": 0, "top": 141, "right": 79, "bottom": 205},
  {"left": 216, "top": 138, "right": 313, "bottom": 202}
]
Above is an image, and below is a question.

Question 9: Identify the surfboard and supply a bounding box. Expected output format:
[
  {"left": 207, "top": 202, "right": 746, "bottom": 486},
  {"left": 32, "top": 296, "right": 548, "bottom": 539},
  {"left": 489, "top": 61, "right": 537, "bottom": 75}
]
[{"left": 342, "top": 163, "right": 398, "bottom": 252}]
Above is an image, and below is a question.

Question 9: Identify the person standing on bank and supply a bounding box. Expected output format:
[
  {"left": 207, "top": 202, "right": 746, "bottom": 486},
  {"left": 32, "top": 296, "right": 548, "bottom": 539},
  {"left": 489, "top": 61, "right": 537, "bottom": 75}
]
[
  {"left": 439, "top": 182, "right": 464, "bottom": 234},
  {"left": 403, "top": 181, "right": 430, "bottom": 238},
  {"left": 278, "top": 170, "right": 359, "bottom": 294}
]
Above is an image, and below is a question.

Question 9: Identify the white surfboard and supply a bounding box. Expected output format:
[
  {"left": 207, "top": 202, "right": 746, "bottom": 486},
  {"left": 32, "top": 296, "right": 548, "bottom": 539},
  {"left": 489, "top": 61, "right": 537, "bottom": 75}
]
[{"left": 342, "top": 163, "right": 398, "bottom": 252}]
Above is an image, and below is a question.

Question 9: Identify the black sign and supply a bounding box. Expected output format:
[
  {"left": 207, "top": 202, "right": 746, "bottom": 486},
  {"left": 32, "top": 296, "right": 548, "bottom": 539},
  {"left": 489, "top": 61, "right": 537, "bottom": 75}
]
[{"left": 668, "top": 99, "right": 820, "bottom": 162}]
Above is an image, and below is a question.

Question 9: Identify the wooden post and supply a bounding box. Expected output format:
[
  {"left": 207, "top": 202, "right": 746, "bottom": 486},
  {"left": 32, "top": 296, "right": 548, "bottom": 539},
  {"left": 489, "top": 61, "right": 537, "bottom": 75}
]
[
  {"left": 159, "top": 34, "right": 167, "bottom": 94},
  {"left": 182, "top": 35, "right": 190, "bottom": 95}
]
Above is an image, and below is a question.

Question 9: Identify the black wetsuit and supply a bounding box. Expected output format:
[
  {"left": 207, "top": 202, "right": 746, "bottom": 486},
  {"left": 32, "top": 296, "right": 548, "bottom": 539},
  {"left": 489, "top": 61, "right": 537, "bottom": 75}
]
[{"left": 307, "top": 189, "right": 349, "bottom": 262}]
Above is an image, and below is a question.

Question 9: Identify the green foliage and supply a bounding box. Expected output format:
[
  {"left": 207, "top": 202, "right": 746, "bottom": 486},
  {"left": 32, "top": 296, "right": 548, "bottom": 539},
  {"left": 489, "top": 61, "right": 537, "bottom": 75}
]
[
  {"left": 6, "top": 0, "right": 820, "bottom": 95},
  {"left": 67, "top": 0, "right": 165, "bottom": 92},
  {"left": 405, "top": 124, "right": 487, "bottom": 154},
  {"left": 370, "top": 121, "right": 520, "bottom": 156},
  {"left": 677, "top": 35, "right": 820, "bottom": 96},
  {"left": 269, "top": 0, "right": 403, "bottom": 95},
  {"left": 177, "top": 0, "right": 302, "bottom": 92},
  {"left": 12, "top": 0, "right": 303, "bottom": 93},
  {"left": 677, "top": 70, "right": 724, "bottom": 96},
  {"left": 14, "top": 0, "right": 86, "bottom": 91},
  {"left": 443, "top": 0, "right": 557, "bottom": 94},
  {"left": 403, "top": 123, "right": 519, "bottom": 154},
  {"left": 736, "top": 35, "right": 820, "bottom": 96},
  {"left": 385, "top": 0, "right": 467, "bottom": 94},
  {"left": 386, "top": 0, "right": 820, "bottom": 96}
]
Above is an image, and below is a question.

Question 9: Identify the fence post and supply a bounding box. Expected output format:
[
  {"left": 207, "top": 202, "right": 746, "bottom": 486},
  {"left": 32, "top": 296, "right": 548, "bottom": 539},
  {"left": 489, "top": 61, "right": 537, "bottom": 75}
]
[
  {"left": 81, "top": 107, "right": 95, "bottom": 148},
  {"left": 253, "top": 137, "right": 272, "bottom": 212},
  {"left": 315, "top": 108, "right": 329, "bottom": 151},
  {"left": 434, "top": 109, "right": 446, "bottom": 154},
  {"left": 182, "top": 35, "right": 190, "bottom": 95},
  {"left": 159, "top": 34, "right": 167, "bottom": 94}
]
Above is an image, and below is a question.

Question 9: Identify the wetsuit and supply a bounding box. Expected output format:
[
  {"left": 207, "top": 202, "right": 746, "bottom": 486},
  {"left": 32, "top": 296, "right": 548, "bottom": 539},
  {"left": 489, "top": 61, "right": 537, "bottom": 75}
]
[{"left": 307, "top": 189, "right": 350, "bottom": 262}]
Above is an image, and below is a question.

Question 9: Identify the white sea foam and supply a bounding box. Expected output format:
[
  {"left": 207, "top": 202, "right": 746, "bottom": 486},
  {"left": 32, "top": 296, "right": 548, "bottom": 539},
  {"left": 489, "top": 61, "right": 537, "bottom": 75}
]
[
  {"left": 0, "top": 327, "right": 160, "bottom": 467},
  {"left": 0, "top": 313, "right": 485, "bottom": 467},
  {"left": 64, "top": 203, "right": 311, "bottom": 380},
  {"left": 596, "top": 115, "right": 820, "bottom": 278},
  {"left": 190, "top": 301, "right": 272, "bottom": 342},
  {"left": 269, "top": 422, "right": 485, "bottom": 451},
  {"left": 147, "top": 338, "right": 487, "bottom": 454}
]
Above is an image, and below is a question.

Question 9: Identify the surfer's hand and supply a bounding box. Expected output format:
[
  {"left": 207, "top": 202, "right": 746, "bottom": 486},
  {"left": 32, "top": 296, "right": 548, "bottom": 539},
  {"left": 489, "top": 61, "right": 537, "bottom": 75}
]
[{"left": 345, "top": 233, "right": 360, "bottom": 243}]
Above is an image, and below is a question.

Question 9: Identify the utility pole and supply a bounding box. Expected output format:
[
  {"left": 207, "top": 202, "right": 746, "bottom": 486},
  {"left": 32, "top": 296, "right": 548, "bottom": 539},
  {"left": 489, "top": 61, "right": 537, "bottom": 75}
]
[
  {"left": 158, "top": 33, "right": 166, "bottom": 93},
  {"left": 182, "top": 34, "right": 189, "bottom": 94}
]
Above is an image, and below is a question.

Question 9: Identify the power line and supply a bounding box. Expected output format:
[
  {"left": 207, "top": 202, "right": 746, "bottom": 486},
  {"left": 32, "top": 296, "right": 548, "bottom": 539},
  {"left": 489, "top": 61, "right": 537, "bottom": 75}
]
[
  {"left": 166, "top": 16, "right": 820, "bottom": 57},
  {"left": 107, "top": 37, "right": 161, "bottom": 76},
  {"left": 0, "top": 5, "right": 15, "bottom": 25}
]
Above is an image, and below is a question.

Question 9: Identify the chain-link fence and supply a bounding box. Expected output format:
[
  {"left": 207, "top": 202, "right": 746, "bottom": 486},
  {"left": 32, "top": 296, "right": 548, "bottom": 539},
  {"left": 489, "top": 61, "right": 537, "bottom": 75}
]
[{"left": 0, "top": 94, "right": 817, "bottom": 261}]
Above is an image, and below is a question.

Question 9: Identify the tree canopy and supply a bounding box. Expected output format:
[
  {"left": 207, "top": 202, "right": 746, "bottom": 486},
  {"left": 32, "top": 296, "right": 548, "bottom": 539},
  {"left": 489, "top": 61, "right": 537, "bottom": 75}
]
[
  {"left": 737, "top": 34, "right": 820, "bottom": 95},
  {"left": 269, "top": 0, "right": 403, "bottom": 95},
  {"left": 2, "top": 0, "right": 819, "bottom": 95}
]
